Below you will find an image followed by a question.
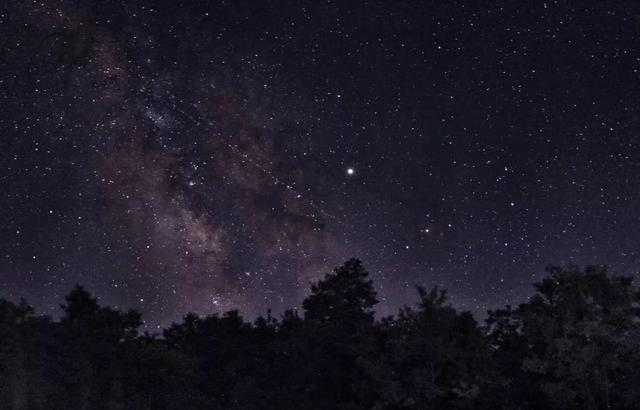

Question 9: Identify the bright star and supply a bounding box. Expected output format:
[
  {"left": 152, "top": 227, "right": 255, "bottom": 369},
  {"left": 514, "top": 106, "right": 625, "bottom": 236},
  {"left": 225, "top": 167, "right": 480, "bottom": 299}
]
[{"left": 346, "top": 167, "right": 355, "bottom": 175}]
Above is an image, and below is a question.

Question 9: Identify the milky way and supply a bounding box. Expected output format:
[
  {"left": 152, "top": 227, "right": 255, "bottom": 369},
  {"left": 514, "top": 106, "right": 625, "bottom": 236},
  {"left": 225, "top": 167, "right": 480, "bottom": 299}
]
[{"left": 1, "top": 1, "right": 640, "bottom": 327}]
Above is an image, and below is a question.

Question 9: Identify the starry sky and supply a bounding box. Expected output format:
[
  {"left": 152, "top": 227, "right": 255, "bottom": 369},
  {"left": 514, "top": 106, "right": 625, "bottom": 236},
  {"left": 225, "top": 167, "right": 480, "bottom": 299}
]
[{"left": 1, "top": 1, "right": 639, "bottom": 327}]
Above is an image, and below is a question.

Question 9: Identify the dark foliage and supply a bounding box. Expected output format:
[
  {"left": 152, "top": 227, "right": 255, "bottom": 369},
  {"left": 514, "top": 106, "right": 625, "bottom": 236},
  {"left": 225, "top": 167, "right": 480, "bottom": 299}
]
[{"left": 1, "top": 260, "right": 639, "bottom": 409}]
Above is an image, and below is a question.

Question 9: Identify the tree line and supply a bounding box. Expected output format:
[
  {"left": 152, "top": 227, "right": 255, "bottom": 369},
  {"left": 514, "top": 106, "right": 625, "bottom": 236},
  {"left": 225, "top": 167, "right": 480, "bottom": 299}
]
[{"left": 1, "top": 258, "right": 639, "bottom": 409}]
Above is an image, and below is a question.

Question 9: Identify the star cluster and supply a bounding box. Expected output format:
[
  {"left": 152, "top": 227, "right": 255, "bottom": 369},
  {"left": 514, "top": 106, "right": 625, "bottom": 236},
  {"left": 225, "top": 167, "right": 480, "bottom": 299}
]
[{"left": 1, "top": 1, "right": 639, "bottom": 326}]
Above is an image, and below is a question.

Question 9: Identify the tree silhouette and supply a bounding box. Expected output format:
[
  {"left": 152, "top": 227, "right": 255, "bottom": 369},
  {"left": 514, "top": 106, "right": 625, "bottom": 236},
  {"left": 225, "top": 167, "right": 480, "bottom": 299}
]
[
  {"left": 365, "top": 287, "right": 493, "bottom": 409},
  {"left": 46, "top": 285, "right": 142, "bottom": 409},
  {"left": 303, "top": 257, "right": 378, "bottom": 327},
  {"left": 486, "top": 265, "right": 640, "bottom": 409},
  {"left": 298, "top": 258, "right": 380, "bottom": 409},
  {"left": 0, "top": 299, "right": 49, "bottom": 409}
]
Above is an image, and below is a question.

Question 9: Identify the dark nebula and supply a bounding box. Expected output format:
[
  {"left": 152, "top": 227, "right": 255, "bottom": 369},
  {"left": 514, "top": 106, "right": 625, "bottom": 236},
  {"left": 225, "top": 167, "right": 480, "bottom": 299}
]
[{"left": 1, "top": 1, "right": 639, "bottom": 327}]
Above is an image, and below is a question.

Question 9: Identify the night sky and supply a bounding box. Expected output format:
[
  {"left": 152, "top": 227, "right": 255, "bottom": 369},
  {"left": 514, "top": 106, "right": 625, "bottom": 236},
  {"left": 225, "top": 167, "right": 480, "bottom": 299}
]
[{"left": 2, "top": 1, "right": 639, "bottom": 328}]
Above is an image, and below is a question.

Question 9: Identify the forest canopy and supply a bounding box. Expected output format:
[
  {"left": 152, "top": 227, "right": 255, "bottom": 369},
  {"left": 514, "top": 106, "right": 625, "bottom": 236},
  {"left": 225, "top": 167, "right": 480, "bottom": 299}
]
[{"left": 1, "top": 259, "right": 639, "bottom": 409}]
